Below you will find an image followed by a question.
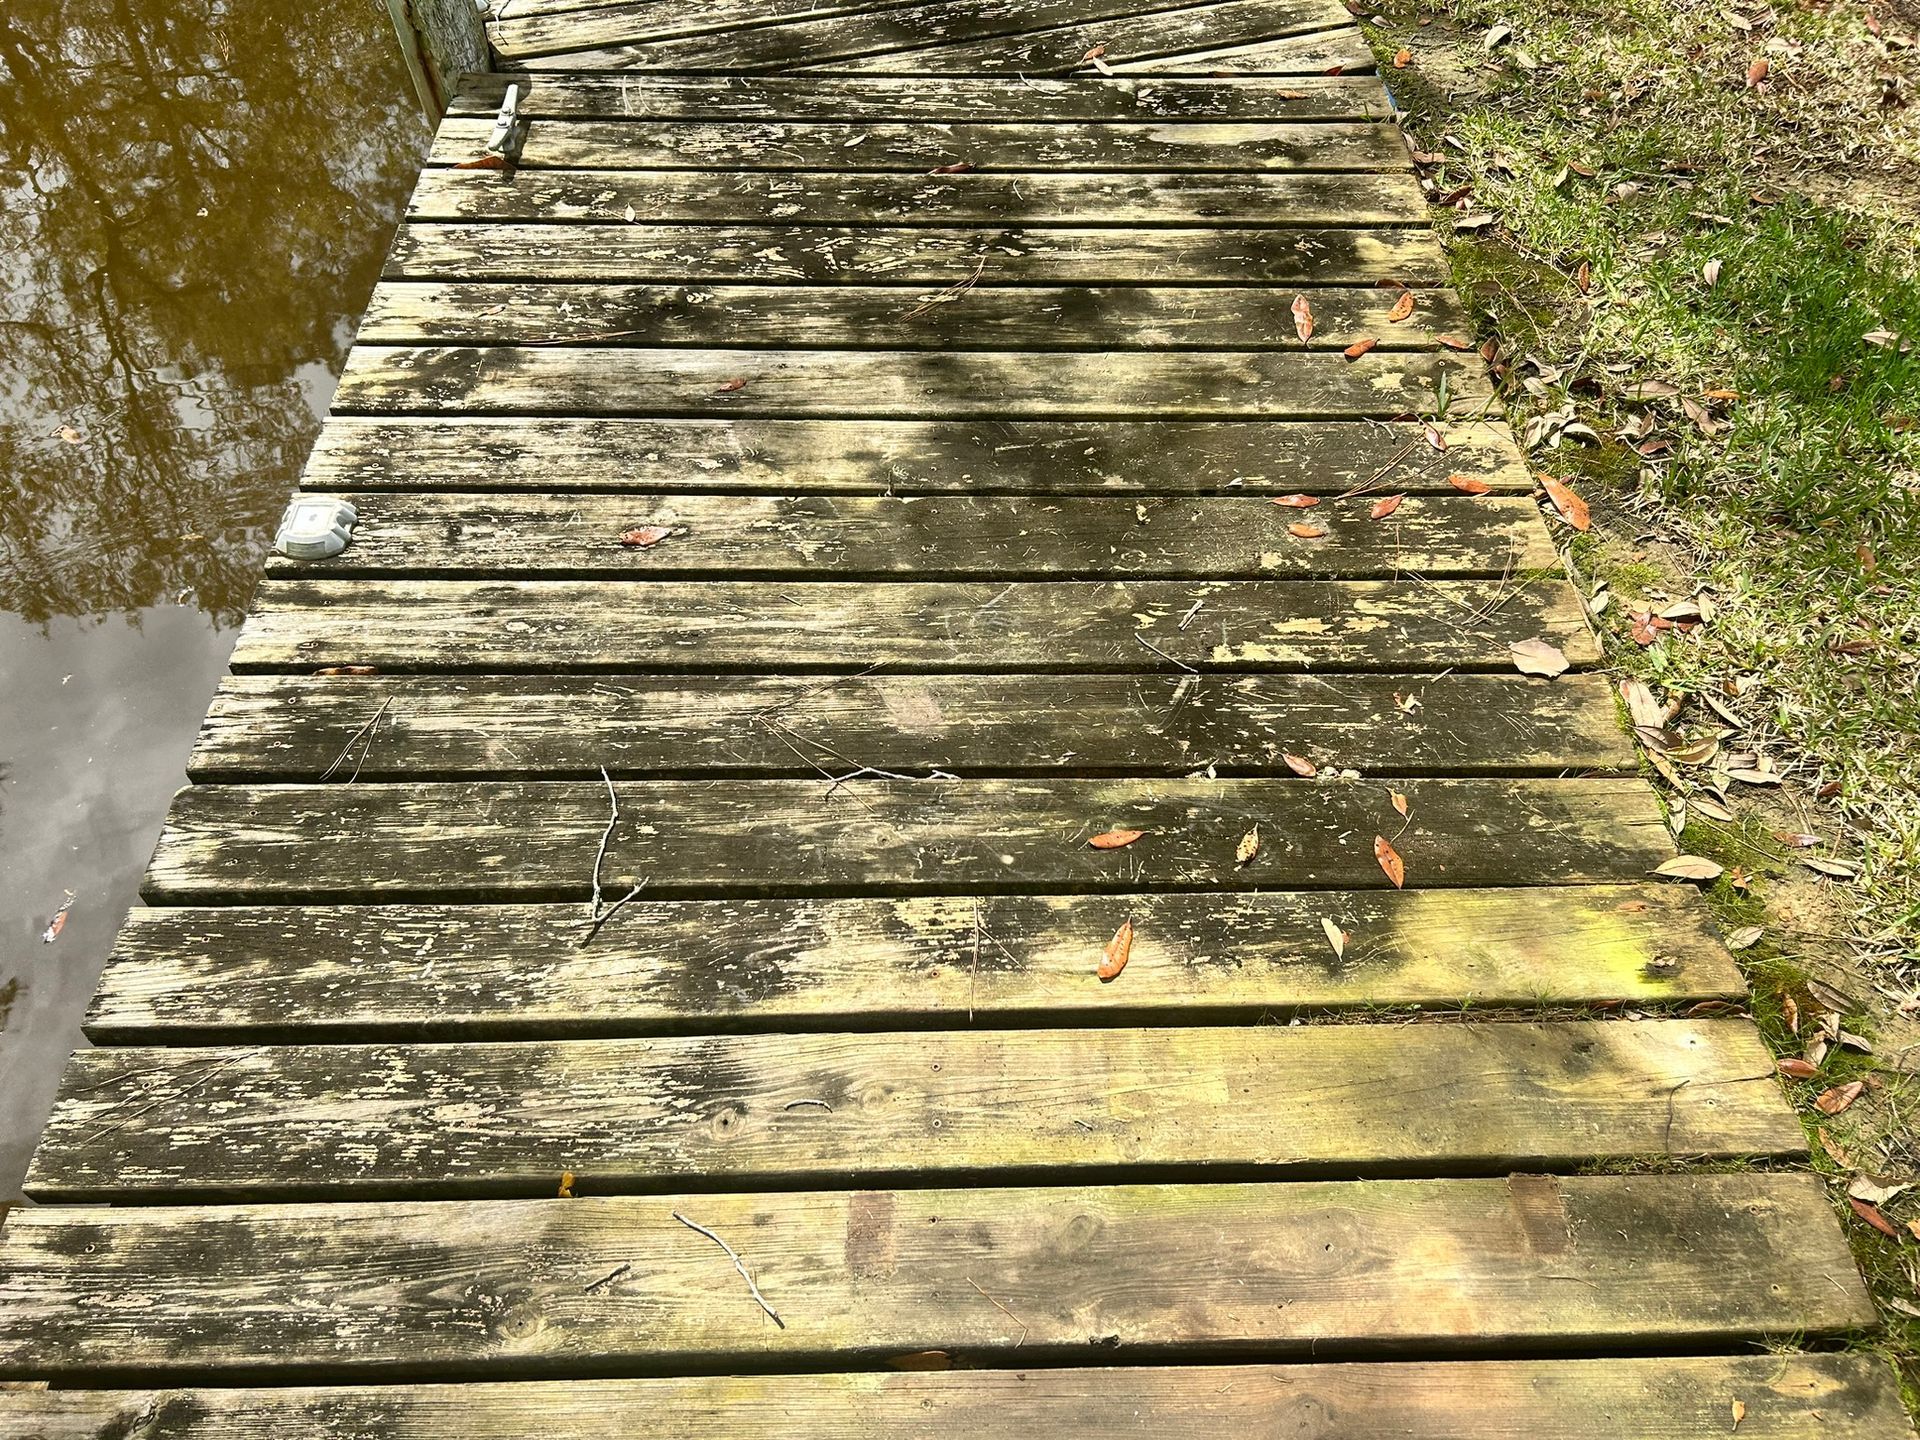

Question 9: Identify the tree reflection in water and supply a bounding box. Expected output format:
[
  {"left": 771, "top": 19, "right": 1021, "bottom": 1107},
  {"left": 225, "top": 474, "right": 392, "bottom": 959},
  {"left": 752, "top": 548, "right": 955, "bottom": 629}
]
[{"left": 0, "top": 0, "right": 428, "bottom": 625}]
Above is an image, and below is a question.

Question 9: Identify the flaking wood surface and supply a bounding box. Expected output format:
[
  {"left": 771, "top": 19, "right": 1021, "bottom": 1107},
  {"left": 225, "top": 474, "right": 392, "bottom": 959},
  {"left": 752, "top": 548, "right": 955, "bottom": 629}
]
[
  {"left": 385, "top": 227, "right": 1444, "bottom": 289},
  {"left": 89, "top": 886, "right": 1742, "bottom": 1042},
  {"left": 404, "top": 171, "right": 1430, "bottom": 227},
  {"left": 447, "top": 72, "right": 1390, "bottom": 121},
  {"left": 430, "top": 119, "right": 1410, "bottom": 171},
  {"left": 501, "top": 0, "right": 1351, "bottom": 71},
  {"left": 0, "top": 1176, "right": 1874, "bottom": 1377},
  {"left": 362, "top": 281, "right": 1458, "bottom": 350},
  {"left": 189, "top": 671, "right": 1633, "bottom": 778},
  {"left": 141, "top": 777, "right": 1671, "bottom": 902},
  {"left": 263, "top": 492, "right": 1553, "bottom": 578},
  {"left": 4, "top": 1356, "right": 1911, "bottom": 1439},
  {"left": 227, "top": 578, "right": 1596, "bottom": 672},
  {"left": 29, "top": 1020, "right": 1797, "bottom": 1199},
  {"left": 302, "top": 417, "right": 1534, "bottom": 494}
]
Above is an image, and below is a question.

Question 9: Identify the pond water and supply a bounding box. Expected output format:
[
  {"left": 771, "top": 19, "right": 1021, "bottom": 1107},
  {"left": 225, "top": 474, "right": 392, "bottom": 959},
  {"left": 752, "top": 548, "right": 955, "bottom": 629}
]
[{"left": 0, "top": 0, "right": 428, "bottom": 1200}]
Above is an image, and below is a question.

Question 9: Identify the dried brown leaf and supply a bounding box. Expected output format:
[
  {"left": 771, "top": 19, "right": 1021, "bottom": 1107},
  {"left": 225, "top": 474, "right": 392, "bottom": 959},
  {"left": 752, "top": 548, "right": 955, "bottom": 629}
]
[
  {"left": 1291, "top": 294, "right": 1315, "bottom": 343},
  {"left": 1370, "top": 493, "right": 1406, "bottom": 520},
  {"left": 1814, "top": 1080, "right": 1864, "bottom": 1115},
  {"left": 1386, "top": 290, "right": 1416, "bottom": 323},
  {"left": 1448, "top": 473, "right": 1491, "bottom": 495},
  {"left": 1099, "top": 917, "right": 1133, "bottom": 981},
  {"left": 1343, "top": 337, "right": 1380, "bottom": 360},
  {"left": 1088, "top": 828, "right": 1145, "bottom": 850},
  {"left": 1539, "top": 474, "right": 1591, "bottom": 531},
  {"left": 1374, "top": 834, "right": 1405, "bottom": 887}
]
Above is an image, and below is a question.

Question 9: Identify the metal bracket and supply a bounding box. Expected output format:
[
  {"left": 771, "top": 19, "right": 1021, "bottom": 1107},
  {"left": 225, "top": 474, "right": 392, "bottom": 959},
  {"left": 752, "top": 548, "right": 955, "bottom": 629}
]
[{"left": 486, "top": 83, "right": 522, "bottom": 155}]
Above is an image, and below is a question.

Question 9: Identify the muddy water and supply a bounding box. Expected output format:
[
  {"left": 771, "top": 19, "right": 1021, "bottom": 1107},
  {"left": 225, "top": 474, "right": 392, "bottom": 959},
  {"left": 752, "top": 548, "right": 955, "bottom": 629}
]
[{"left": 0, "top": 0, "right": 428, "bottom": 1199}]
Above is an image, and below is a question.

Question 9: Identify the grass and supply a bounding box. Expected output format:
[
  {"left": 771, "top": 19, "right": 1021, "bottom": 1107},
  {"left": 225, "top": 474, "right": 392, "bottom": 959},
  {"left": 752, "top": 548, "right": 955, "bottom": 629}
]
[{"left": 1363, "top": 0, "right": 1920, "bottom": 1408}]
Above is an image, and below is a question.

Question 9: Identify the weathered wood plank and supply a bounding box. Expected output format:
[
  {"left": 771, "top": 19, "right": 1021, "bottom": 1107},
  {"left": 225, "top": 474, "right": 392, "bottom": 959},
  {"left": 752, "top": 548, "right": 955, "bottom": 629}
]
[
  {"left": 405, "top": 170, "right": 1428, "bottom": 227},
  {"left": 817, "top": 1, "right": 1365, "bottom": 75},
  {"left": 360, "top": 282, "right": 1458, "bottom": 351},
  {"left": 431, "top": 118, "right": 1407, "bottom": 171},
  {"left": 140, "top": 777, "right": 1670, "bottom": 902},
  {"left": 1108, "top": 25, "right": 1376, "bottom": 74},
  {"left": 88, "top": 885, "right": 1742, "bottom": 1043},
  {"left": 28, "top": 1019, "right": 1797, "bottom": 1200},
  {"left": 0, "top": 1176, "right": 1874, "bottom": 1377},
  {"left": 302, "top": 417, "right": 1534, "bottom": 495},
  {"left": 188, "top": 672, "right": 1631, "bottom": 781},
  {"left": 489, "top": 0, "right": 933, "bottom": 60},
  {"left": 332, "top": 346, "right": 1482, "bottom": 418},
  {"left": 447, "top": 73, "right": 1392, "bottom": 122},
  {"left": 225, "top": 578, "right": 1594, "bottom": 673},
  {"left": 507, "top": 0, "right": 1348, "bottom": 73},
  {"left": 5, "top": 1356, "right": 1910, "bottom": 1440},
  {"left": 263, "top": 493, "right": 1552, "bottom": 579},
  {"left": 384, "top": 227, "right": 1446, "bottom": 290}
]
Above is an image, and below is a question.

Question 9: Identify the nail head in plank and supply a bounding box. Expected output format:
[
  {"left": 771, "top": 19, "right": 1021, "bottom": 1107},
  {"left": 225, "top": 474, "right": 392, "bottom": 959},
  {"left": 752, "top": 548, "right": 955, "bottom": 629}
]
[
  {"left": 141, "top": 777, "right": 1670, "bottom": 902},
  {"left": 0, "top": 1176, "right": 1873, "bottom": 1377}
]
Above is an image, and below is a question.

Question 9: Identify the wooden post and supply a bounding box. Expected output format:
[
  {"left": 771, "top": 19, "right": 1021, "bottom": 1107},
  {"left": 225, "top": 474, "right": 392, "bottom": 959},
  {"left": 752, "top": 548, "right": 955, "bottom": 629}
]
[{"left": 384, "top": 0, "right": 492, "bottom": 121}]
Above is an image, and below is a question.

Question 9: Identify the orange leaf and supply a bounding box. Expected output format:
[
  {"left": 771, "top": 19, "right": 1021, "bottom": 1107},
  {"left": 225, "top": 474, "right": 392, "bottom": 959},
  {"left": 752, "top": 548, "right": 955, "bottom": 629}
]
[
  {"left": 1776, "top": 1057, "right": 1819, "bottom": 1079},
  {"left": 1746, "top": 57, "right": 1769, "bottom": 87},
  {"left": 1814, "top": 1080, "right": 1864, "bottom": 1115},
  {"left": 1423, "top": 424, "right": 1449, "bottom": 452},
  {"left": 1370, "top": 494, "right": 1406, "bottom": 519},
  {"left": 714, "top": 377, "right": 748, "bottom": 393},
  {"left": 1539, "top": 474, "right": 1591, "bottom": 531},
  {"left": 1083, "top": 42, "right": 1108, "bottom": 59},
  {"left": 1287, "top": 522, "right": 1327, "bottom": 539},
  {"left": 315, "top": 665, "right": 379, "bottom": 675},
  {"left": 1851, "top": 1197, "right": 1901, "bottom": 1239},
  {"left": 1573, "top": 260, "right": 1591, "bottom": 294},
  {"left": 1393, "top": 46, "right": 1412, "bottom": 67},
  {"left": 453, "top": 153, "right": 507, "bottom": 170},
  {"left": 1390, "top": 791, "right": 1410, "bottom": 818},
  {"left": 1099, "top": 917, "right": 1133, "bottom": 981},
  {"left": 1282, "top": 752, "right": 1317, "bottom": 777},
  {"left": 1343, "top": 337, "right": 1379, "bottom": 360},
  {"left": 1291, "top": 294, "right": 1315, "bottom": 343},
  {"left": 1270, "top": 494, "right": 1320, "bottom": 508},
  {"left": 1448, "top": 474, "right": 1492, "bottom": 495},
  {"left": 1088, "top": 828, "right": 1145, "bottom": 850},
  {"left": 619, "top": 526, "right": 674, "bottom": 548},
  {"left": 1374, "top": 834, "right": 1406, "bottom": 888},
  {"left": 929, "top": 161, "right": 975, "bottom": 175},
  {"left": 1436, "top": 334, "right": 1473, "bottom": 350},
  {"left": 557, "top": 1170, "right": 575, "bottom": 1198},
  {"left": 1386, "top": 290, "right": 1416, "bottom": 323}
]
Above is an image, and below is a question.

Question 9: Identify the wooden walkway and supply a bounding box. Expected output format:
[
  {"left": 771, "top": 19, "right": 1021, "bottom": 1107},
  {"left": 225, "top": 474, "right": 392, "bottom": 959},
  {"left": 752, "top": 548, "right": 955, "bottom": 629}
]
[{"left": 1, "top": 3, "right": 1912, "bottom": 1435}]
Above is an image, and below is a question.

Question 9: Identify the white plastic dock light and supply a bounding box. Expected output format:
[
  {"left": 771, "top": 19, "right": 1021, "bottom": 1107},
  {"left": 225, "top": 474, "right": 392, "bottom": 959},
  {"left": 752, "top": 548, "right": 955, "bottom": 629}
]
[{"left": 274, "top": 497, "right": 358, "bottom": 560}]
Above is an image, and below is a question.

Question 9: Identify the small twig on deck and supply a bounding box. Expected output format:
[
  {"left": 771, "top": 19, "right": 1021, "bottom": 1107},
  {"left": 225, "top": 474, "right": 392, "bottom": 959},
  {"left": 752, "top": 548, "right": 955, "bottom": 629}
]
[
  {"left": 901, "top": 255, "right": 987, "bottom": 321},
  {"left": 672, "top": 1211, "right": 786, "bottom": 1329},
  {"left": 318, "top": 698, "right": 392, "bottom": 782},
  {"left": 1134, "top": 632, "right": 1198, "bottom": 673},
  {"left": 970, "top": 898, "right": 982, "bottom": 1022},
  {"left": 783, "top": 1098, "right": 834, "bottom": 1112},
  {"left": 1331, "top": 440, "right": 1419, "bottom": 501},
  {"left": 968, "top": 1277, "right": 1030, "bottom": 1345},
  {"left": 580, "top": 880, "right": 646, "bottom": 949},
  {"left": 583, "top": 1262, "right": 632, "bottom": 1294}
]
